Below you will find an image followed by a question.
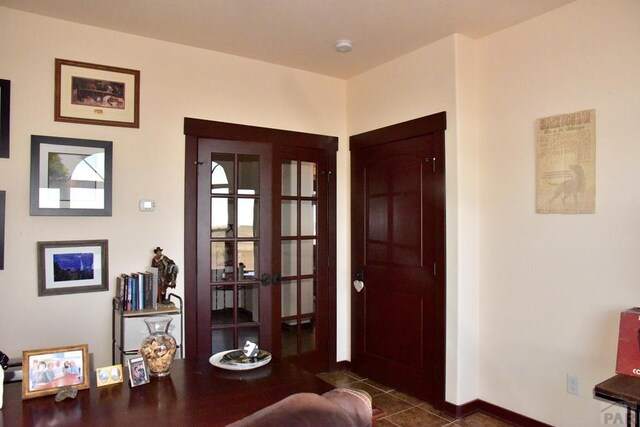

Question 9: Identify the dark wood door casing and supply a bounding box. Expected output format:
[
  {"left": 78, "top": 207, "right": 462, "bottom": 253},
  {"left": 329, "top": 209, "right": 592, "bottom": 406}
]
[
  {"left": 350, "top": 111, "right": 447, "bottom": 406},
  {"left": 184, "top": 118, "right": 338, "bottom": 368}
]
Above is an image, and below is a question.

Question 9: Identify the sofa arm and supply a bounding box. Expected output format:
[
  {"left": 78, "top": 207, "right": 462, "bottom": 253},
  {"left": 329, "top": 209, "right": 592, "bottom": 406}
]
[{"left": 228, "top": 388, "right": 372, "bottom": 427}]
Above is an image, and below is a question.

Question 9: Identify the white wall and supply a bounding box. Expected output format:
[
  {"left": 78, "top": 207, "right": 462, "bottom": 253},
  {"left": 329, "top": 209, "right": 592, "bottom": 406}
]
[
  {"left": 0, "top": 7, "right": 347, "bottom": 368},
  {"left": 477, "top": 0, "right": 640, "bottom": 425}
]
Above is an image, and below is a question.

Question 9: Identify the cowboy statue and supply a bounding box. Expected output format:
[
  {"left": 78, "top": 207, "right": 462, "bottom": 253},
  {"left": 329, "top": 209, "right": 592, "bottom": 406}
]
[{"left": 151, "top": 247, "right": 179, "bottom": 305}]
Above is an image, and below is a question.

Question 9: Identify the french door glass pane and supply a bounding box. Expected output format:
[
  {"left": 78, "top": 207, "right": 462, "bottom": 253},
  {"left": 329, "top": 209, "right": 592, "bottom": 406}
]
[
  {"left": 281, "top": 322, "right": 297, "bottom": 358},
  {"left": 301, "top": 318, "right": 316, "bottom": 353},
  {"left": 281, "top": 160, "right": 297, "bottom": 196},
  {"left": 300, "top": 279, "right": 315, "bottom": 315},
  {"left": 238, "top": 155, "right": 260, "bottom": 195},
  {"left": 281, "top": 241, "right": 297, "bottom": 277},
  {"left": 300, "top": 201, "right": 316, "bottom": 236},
  {"left": 211, "top": 241, "right": 234, "bottom": 282},
  {"left": 211, "top": 154, "right": 234, "bottom": 194},
  {"left": 238, "top": 241, "right": 258, "bottom": 281},
  {"left": 281, "top": 200, "right": 297, "bottom": 236},
  {"left": 238, "top": 284, "right": 260, "bottom": 322},
  {"left": 239, "top": 326, "right": 259, "bottom": 345},
  {"left": 281, "top": 280, "right": 297, "bottom": 317},
  {"left": 237, "top": 198, "right": 259, "bottom": 237},
  {"left": 300, "top": 239, "right": 315, "bottom": 275},
  {"left": 211, "top": 285, "right": 234, "bottom": 325},
  {"left": 211, "top": 198, "right": 234, "bottom": 238},
  {"left": 300, "top": 161, "right": 316, "bottom": 197},
  {"left": 212, "top": 329, "right": 234, "bottom": 354}
]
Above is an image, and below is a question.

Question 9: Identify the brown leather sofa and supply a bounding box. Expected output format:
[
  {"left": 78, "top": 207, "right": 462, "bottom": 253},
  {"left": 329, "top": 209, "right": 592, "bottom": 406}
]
[{"left": 228, "top": 388, "right": 373, "bottom": 427}]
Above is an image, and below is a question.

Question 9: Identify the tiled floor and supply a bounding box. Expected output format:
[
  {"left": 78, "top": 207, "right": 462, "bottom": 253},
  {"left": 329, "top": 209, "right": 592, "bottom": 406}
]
[{"left": 317, "top": 371, "right": 512, "bottom": 427}]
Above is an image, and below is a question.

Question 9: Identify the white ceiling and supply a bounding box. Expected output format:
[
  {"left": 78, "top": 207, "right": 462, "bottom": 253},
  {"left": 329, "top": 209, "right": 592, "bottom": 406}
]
[{"left": 0, "top": 0, "right": 575, "bottom": 79}]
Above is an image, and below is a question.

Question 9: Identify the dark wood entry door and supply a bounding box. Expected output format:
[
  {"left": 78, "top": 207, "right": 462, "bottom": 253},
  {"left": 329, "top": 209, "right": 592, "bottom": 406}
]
[
  {"left": 184, "top": 119, "right": 338, "bottom": 372},
  {"left": 350, "top": 112, "right": 446, "bottom": 404}
]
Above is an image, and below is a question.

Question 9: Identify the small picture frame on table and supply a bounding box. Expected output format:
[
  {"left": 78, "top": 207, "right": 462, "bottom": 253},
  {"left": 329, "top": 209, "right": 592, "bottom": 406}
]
[
  {"left": 96, "top": 364, "right": 123, "bottom": 387},
  {"left": 128, "top": 356, "right": 150, "bottom": 387},
  {"left": 22, "top": 344, "right": 90, "bottom": 400}
]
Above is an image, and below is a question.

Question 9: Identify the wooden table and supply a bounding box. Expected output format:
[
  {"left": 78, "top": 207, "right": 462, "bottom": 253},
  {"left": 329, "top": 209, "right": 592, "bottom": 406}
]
[
  {"left": 595, "top": 374, "right": 640, "bottom": 427},
  {"left": 1, "top": 357, "right": 334, "bottom": 426}
]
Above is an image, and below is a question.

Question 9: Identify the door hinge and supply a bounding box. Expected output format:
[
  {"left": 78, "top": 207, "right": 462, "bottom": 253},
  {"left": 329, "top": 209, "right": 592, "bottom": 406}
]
[
  {"left": 322, "top": 170, "right": 332, "bottom": 182},
  {"left": 425, "top": 157, "right": 436, "bottom": 173},
  {"left": 433, "top": 262, "right": 437, "bottom": 277}
]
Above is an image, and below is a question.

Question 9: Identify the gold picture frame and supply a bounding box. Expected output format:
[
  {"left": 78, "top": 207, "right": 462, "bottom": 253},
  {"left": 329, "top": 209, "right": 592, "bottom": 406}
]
[
  {"left": 55, "top": 58, "right": 140, "bottom": 128},
  {"left": 22, "top": 344, "right": 90, "bottom": 400}
]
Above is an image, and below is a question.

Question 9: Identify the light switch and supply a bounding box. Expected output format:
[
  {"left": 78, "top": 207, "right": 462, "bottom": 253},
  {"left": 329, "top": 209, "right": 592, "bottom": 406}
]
[{"left": 139, "top": 199, "right": 156, "bottom": 212}]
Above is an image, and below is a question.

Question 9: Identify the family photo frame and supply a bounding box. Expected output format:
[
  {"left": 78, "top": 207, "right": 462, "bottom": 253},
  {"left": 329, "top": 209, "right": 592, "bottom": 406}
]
[
  {"left": 22, "top": 344, "right": 90, "bottom": 400},
  {"left": 55, "top": 58, "right": 140, "bottom": 128},
  {"left": 37, "top": 239, "right": 109, "bottom": 296},
  {"left": 30, "top": 135, "right": 113, "bottom": 216},
  {"left": 128, "top": 356, "right": 150, "bottom": 387}
]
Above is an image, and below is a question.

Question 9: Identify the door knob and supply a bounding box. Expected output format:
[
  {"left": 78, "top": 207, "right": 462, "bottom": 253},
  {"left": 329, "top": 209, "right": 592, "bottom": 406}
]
[{"left": 260, "top": 273, "right": 271, "bottom": 286}]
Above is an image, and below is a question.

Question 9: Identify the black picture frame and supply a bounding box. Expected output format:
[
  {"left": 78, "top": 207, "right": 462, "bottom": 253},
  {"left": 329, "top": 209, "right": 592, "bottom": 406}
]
[
  {"left": 0, "top": 190, "right": 5, "bottom": 270},
  {"left": 37, "top": 239, "right": 109, "bottom": 296},
  {"left": 30, "top": 135, "right": 112, "bottom": 216},
  {"left": 0, "top": 79, "right": 10, "bottom": 158}
]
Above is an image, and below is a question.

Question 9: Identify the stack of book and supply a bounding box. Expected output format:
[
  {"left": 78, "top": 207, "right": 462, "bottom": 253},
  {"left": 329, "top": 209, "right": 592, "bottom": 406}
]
[{"left": 114, "top": 267, "right": 158, "bottom": 311}]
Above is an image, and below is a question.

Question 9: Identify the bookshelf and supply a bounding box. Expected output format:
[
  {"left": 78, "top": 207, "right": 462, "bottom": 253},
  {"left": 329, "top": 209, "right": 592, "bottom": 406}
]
[{"left": 111, "top": 293, "right": 183, "bottom": 365}]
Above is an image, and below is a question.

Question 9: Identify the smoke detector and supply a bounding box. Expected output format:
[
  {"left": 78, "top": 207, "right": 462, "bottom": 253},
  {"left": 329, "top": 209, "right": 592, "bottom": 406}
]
[{"left": 335, "top": 39, "right": 353, "bottom": 53}]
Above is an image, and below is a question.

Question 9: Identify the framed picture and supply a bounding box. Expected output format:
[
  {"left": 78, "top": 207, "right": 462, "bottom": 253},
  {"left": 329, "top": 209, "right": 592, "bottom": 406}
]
[
  {"left": 128, "top": 356, "right": 150, "bottom": 387},
  {"left": 96, "top": 364, "right": 124, "bottom": 387},
  {"left": 22, "top": 344, "right": 90, "bottom": 400},
  {"left": 37, "top": 239, "right": 109, "bottom": 296},
  {"left": 55, "top": 58, "right": 140, "bottom": 128},
  {"left": 0, "top": 190, "right": 4, "bottom": 270},
  {"left": 30, "top": 135, "right": 112, "bottom": 216},
  {"left": 0, "top": 79, "right": 10, "bottom": 158}
]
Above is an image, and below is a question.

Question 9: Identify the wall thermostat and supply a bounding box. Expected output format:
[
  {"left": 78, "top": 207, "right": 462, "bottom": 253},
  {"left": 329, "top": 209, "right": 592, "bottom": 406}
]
[{"left": 139, "top": 199, "right": 156, "bottom": 212}]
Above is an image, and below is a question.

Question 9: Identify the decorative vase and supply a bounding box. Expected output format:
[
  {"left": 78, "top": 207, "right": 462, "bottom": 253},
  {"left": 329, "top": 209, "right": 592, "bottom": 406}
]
[{"left": 140, "top": 316, "right": 177, "bottom": 377}]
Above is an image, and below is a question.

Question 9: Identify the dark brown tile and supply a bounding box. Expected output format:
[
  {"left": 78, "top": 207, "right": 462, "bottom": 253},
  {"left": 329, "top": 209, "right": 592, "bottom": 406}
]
[
  {"left": 374, "top": 419, "right": 399, "bottom": 427},
  {"left": 418, "top": 402, "right": 456, "bottom": 421},
  {"left": 316, "top": 371, "right": 361, "bottom": 388},
  {"left": 348, "top": 381, "right": 388, "bottom": 397},
  {"left": 372, "top": 393, "right": 415, "bottom": 417},
  {"left": 343, "top": 370, "right": 367, "bottom": 381},
  {"left": 453, "top": 412, "right": 512, "bottom": 427},
  {"left": 389, "top": 390, "right": 427, "bottom": 406},
  {"left": 364, "top": 379, "right": 395, "bottom": 392},
  {"left": 384, "top": 406, "right": 452, "bottom": 427}
]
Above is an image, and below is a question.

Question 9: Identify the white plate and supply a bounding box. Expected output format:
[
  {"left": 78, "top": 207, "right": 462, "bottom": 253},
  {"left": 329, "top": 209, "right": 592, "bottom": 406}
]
[{"left": 209, "top": 349, "right": 272, "bottom": 371}]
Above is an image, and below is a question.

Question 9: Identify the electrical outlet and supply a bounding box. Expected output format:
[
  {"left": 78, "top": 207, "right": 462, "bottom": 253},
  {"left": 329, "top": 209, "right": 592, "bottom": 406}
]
[{"left": 567, "top": 374, "right": 580, "bottom": 396}]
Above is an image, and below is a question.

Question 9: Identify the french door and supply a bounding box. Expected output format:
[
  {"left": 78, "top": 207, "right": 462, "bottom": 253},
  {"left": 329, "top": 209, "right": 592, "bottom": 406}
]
[{"left": 184, "top": 119, "right": 337, "bottom": 371}]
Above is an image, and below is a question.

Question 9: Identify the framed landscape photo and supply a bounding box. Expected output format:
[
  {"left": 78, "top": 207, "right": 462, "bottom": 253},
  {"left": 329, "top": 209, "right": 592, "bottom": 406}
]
[
  {"left": 30, "top": 135, "right": 112, "bottom": 216},
  {"left": 55, "top": 58, "right": 140, "bottom": 128},
  {"left": 37, "top": 239, "right": 109, "bottom": 296},
  {"left": 22, "top": 344, "right": 90, "bottom": 400},
  {"left": 0, "top": 79, "right": 10, "bottom": 158}
]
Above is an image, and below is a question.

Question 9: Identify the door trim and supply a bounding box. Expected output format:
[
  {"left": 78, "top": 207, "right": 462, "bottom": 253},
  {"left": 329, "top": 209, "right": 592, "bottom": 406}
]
[
  {"left": 184, "top": 118, "right": 338, "bottom": 368},
  {"left": 349, "top": 111, "right": 447, "bottom": 406}
]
